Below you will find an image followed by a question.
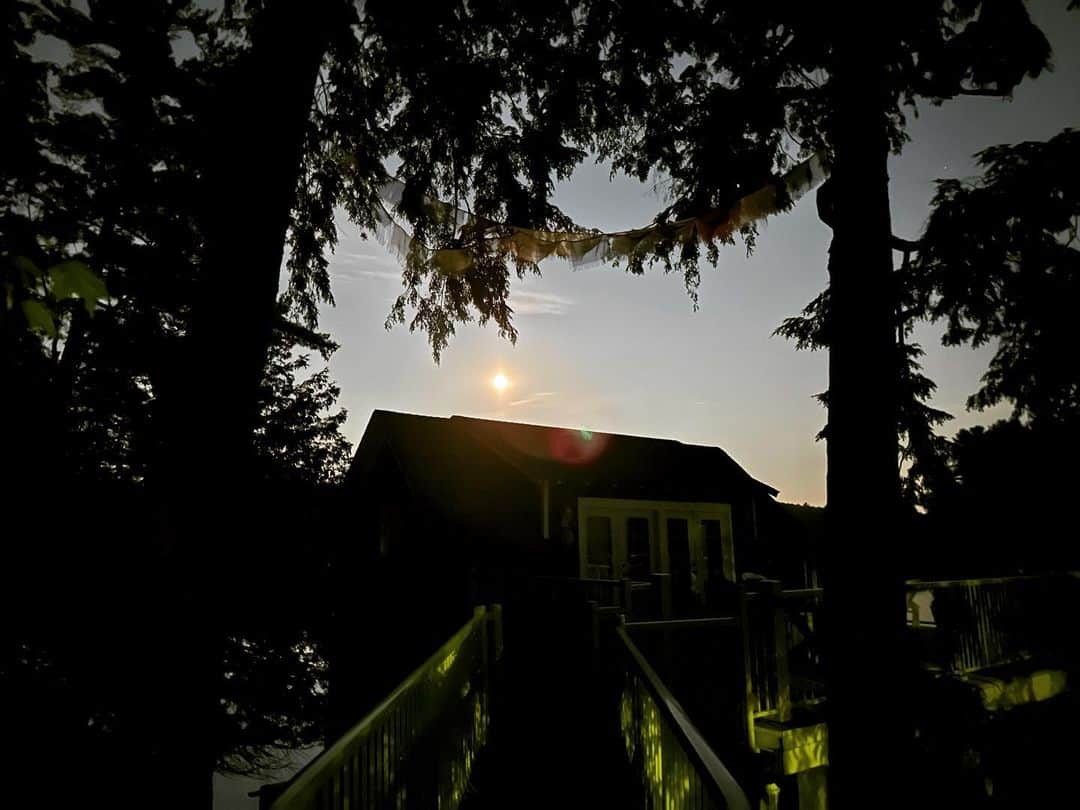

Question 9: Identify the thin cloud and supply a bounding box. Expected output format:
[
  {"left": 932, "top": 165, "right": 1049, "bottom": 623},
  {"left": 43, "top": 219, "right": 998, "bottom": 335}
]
[
  {"left": 510, "top": 290, "right": 573, "bottom": 316},
  {"left": 507, "top": 391, "right": 556, "bottom": 408},
  {"left": 331, "top": 265, "right": 403, "bottom": 284}
]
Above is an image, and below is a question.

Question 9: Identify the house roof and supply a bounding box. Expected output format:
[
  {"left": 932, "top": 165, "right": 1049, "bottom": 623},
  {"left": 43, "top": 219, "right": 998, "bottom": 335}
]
[{"left": 348, "top": 409, "right": 779, "bottom": 504}]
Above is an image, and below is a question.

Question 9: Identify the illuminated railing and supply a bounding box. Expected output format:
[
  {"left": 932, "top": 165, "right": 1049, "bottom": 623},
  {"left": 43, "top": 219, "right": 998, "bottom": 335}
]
[
  {"left": 741, "top": 583, "right": 825, "bottom": 730},
  {"left": 617, "top": 622, "right": 752, "bottom": 810},
  {"left": 271, "top": 605, "right": 501, "bottom": 810},
  {"left": 905, "top": 573, "right": 1079, "bottom": 674}
]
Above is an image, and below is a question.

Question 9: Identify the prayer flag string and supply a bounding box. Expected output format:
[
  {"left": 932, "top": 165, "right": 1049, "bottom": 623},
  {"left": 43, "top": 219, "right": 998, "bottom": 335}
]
[{"left": 370, "top": 152, "right": 828, "bottom": 276}]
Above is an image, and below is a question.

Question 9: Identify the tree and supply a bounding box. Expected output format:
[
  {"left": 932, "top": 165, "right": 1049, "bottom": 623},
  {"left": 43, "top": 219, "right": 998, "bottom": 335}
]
[
  {"left": 3, "top": 3, "right": 355, "bottom": 805},
  {"left": 8, "top": 1, "right": 1063, "bottom": 806},
  {"left": 370, "top": 5, "right": 1053, "bottom": 805},
  {"left": 931, "top": 417, "right": 1080, "bottom": 573},
  {"left": 918, "top": 128, "right": 1080, "bottom": 426},
  {"left": 774, "top": 277, "right": 955, "bottom": 514},
  {"left": 583, "top": 11, "right": 1051, "bottom": 806},
  {"left": 780, "top": 126, "right": 1080, "bottom": 518},
  {"left": 6, "top": 2, "right": 643, "bottom": 805},
  {"left": 254, "top": 328, "right": 353, "bottom": 487}
]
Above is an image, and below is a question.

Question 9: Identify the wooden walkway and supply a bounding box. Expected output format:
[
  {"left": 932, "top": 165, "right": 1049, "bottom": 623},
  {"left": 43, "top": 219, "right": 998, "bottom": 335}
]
[{"left": 460, "top": 599, "right": 643, "bottom": 810}]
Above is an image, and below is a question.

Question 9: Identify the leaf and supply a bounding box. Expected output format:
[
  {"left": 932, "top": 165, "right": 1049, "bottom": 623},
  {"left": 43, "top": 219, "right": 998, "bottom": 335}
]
[
  {"left": 48, "top": 260, "right": 108, "bottom": 314},
  {"left": 13, "top": 256, "right": 44, "bottom": 287},
  {"left": 21, "top": 299, "right": 57, "bottom": 337}
]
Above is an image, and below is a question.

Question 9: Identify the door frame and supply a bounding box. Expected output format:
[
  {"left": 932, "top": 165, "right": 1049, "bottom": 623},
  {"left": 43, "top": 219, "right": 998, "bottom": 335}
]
[{"left": 577, "top": 498, "right": 735, "bottom": 593}]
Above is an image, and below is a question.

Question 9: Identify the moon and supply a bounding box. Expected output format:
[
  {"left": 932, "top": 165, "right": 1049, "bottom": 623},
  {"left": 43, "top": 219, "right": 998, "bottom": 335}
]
[{"left": 492, "top": 373, "right": 509, "bottom": 392}]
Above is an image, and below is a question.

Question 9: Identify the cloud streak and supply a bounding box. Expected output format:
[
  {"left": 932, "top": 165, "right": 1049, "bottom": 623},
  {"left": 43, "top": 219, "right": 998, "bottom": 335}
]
[
  {"left": 509, "top": 290, "right": 574, "bottom": 316},
  {"left": 331, "top": 264, "right": 403, "bottom": 284},
  {"left": 507, "top": 391, "right": 556, "bottom": 408}
]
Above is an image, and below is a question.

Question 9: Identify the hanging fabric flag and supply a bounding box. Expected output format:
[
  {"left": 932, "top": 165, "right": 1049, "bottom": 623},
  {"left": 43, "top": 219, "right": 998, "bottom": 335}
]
[{"left": 370, "top": 151, "right": 828, "bottom": 276}]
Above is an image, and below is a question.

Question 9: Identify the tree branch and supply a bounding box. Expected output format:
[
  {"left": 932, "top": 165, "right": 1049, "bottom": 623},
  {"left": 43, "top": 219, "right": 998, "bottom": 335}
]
[
  {"left": 273, "top": 315, "right": 338, "bottom": 357},
  {"left": 891, "top": 235, "right": 922, "bottom": 253},
  {"left": 956, "top": 87, "right": 1011, "bottom": 98}
]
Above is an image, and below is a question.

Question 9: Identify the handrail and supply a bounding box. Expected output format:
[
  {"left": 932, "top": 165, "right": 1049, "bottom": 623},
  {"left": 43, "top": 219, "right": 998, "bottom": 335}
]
[
  {"left": 624, "top": 617, "right": 738, "bottom": 631},
  {"left": 270, "top": 606, "right": 496, "bottom": 810},
  {"left": 905, "top": 573, "right": 1059, "bottom": 590},
  {"left": 617, "top": 624, "right": 752, "bottom": 810},
  {"left": 532, "top": 574, "right": 624, "bottom": 586},
  {"left": 904, "top": 572, "right": 1079, "bottom": 674},
  {"left": 775, "top": 587, "right": 824, "bottom": 602},
  {"left": 741, "top": 582, "right": 825, "bottom": 725}
]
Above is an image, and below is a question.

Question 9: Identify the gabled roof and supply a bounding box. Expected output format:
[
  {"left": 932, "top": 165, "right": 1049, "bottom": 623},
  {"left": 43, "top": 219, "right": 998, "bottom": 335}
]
[{"left": 348, "top": 410, "right": 778, "bottom": 504}]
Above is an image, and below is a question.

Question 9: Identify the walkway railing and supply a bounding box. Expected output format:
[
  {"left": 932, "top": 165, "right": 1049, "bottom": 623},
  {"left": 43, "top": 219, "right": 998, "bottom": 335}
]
[
  {"left": 741, "top": 582, "right": 825, "bottom": 734},
  {"left": 617, "top": 621, "right": 752, "bottom": 810},
  {"left": 271, "top": 605, "right": 502, "bottom": 810},
  {"left": 906, "top": 573, "right": 1079, "bottom": 674}
]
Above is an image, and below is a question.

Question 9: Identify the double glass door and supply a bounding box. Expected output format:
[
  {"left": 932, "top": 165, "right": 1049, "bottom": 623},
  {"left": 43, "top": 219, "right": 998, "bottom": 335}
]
[{"left": 579, "top": 499, "right": 736, "bottom": 607}]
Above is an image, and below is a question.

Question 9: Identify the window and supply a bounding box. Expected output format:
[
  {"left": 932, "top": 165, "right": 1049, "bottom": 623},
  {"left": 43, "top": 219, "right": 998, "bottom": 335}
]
[
  {"left": 586, "top": 515, "right": 613, "bottom": 576},
  {"left": 702, "top": 519, "right": 734, "bottom": 582},
  {"left": 626, "top": 517, "right": 651, "bottom": 579}
]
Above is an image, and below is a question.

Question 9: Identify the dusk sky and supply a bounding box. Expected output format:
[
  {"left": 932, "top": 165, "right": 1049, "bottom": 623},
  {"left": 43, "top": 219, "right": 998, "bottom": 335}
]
[{"left": 314, "top": 0, "right": 1079, "bottom": 507}]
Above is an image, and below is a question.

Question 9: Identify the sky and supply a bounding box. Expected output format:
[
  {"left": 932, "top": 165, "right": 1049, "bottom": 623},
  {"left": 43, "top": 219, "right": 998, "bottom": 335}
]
[{"left": 314, "top": 0, "right": 1080, "bottom": 507}]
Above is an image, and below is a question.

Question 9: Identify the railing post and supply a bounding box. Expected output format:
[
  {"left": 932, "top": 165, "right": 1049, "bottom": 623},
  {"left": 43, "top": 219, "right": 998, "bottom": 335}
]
[
  {"left": 769, "top": 580, "right": 792, "bottom": 725},
  {"left": 763, "top": 782, "right": 781, "bottom": 810},
  {"left": 622, "top": 577, "right": 634, "bottom": 618},
  {"left": 906, "top": 589, "right": 920, "bottom": 630},
  {"left": 738, "top": 583, "right": 758, "bottom": 752},
  {"left": 475, "top": 605, "right": 489, "bottom": 678}
]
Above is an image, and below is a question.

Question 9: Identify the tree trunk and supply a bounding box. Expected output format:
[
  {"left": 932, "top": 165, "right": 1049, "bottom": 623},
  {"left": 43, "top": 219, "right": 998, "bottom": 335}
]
[
  {"left": 823, "top": 27, "right": 912, "bottom": 810},
  {"left": 148, "top": 3, "right": 342, "bottom": 807}
]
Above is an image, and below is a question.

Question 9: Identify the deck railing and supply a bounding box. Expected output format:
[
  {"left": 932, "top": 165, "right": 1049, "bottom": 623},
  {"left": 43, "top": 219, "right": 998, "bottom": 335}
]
[
  {"left": 905, "top": 573, "right": 1079, "bottom": 674},
  {"left": 617, "top": 621, "right": 752, "bottom": 810},
  {"left": 531, "top": 574, "right": 673, "bottom": 630},
  {"left": 740, "top": 582, "right": 825, "bottom": 734},
  {"left": 270, "top": 605, "right": 502, "bottom": 810}
]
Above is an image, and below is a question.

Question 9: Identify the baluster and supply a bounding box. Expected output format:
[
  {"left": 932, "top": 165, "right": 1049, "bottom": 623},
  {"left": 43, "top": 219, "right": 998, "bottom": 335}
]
[
  {"left": 993, "top": 585, "right": 1001, "bottom": 662},
  {"left": 367, "top": 734, "right": 374, "bottom": 810},
  {"left": 980, "top": 585, "right": 993, "bottom": 667},
  {"left": 963, "top": 591, "right": 972, "bottom": 673},
  {"left": 971, "top": 584, "right": 982, "bottom": 670},
  {"left": 998, "top": 586, "right": 1008, "bottom": 660},
  {"left": 352, "top": 751, "right": 361, "bottom": 810},
  {"left": 380, "top": 724, "right": 387, "bottom": 809},
  {"left": 384, "top": 726, "right": 390, "bottom": 810},
  {"left": 970, "top": 585, "right": 981, "bottom": 669},
  {"left": 964, "top": 586, "right": 974, "bottom": 669},
  {"left": 341, "top": 754, "right": 349, "bottom": 810},
  {"left": 769, "top": 583, "right": 791, "bottom": 723}
]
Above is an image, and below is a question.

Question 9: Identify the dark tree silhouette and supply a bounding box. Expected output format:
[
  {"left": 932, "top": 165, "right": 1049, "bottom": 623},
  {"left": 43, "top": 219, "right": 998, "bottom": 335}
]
[
  {"left": 780, "top": 126, "right": 1080, "bottom": 514},
  {"left": 774, "top": 282, "right": 955, "bottom": 514},
  {"left": 3, "top": 3, "right": 353, "bottom": 806},
  {"left": 6, "top": 1, "right": 1069, "bottom": 807},
  {"left": 918, "top": 128, "right": 1080, "bottom": 426},
  {"left": 254, "top": 329, "right": 353, "bottom": 487},
  {"left": 528, "top": 8, "right": 1051, "bottom": 805},
  {"left": 928, "top": 418, "right": 1080, "bottom": 574},
  {"left": 163, "top": 4, "right": 1055, "bottom": 805},
  {"left": 6, "top": 2, "right": 654, "bottom": 806}
]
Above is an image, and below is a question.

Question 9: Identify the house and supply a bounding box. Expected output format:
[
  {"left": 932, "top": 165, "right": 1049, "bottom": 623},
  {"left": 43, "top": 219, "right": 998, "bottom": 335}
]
[{"left": 344, "top": 410, "right": 812, "bottom": 614}]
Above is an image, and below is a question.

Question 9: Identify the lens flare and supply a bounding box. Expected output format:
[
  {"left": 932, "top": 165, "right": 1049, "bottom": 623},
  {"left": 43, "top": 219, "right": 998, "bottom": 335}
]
[{"left": 492, "top": 373, "right": 509, "bottom": 392}]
